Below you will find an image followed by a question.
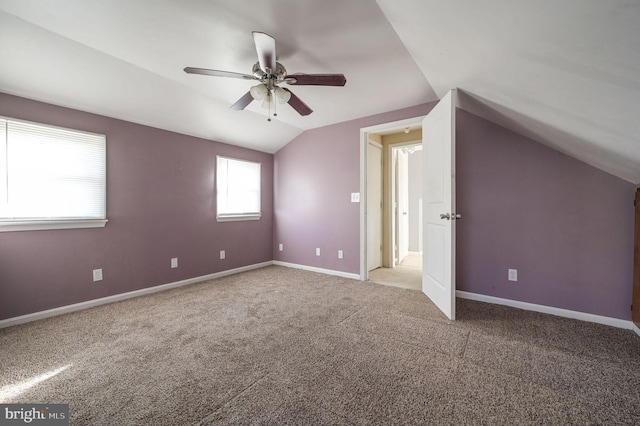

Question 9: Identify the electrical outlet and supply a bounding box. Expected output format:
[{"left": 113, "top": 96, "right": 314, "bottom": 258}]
[
  {"left": 93, "top": 269, "right": 103, "bottom": 282},
  {"left": 278, "top": 243, "right": 283, "bottom": 251},
  {"left": 508, "top": 269, "right": 518, "bottom": 282},
  {"left": 171, "top": 258, "right": 178, "bottom": 269},
  {"left": 338, "top": 250, "right": 343, "bottom": 259},
  {"left": 220, "top": 250, "right": 225, "bottom": 260},
  {"left": 316, "top": 248, "right": 321, "bottom": 256},
  {"left": 351, "top": 192, "right": 360, "bottom": 203}
]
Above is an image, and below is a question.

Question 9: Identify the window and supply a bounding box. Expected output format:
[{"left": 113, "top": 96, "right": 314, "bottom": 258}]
[
  {"left": 0, "top": 117, "right": 107, "bottom": 232},
  {"left": 216, "top": 156, "right": 261, "bottom": 221}
]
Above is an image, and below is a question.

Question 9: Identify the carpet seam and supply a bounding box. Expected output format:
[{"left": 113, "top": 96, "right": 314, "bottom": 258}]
[
  {"left": 194, "top": 374, "right": 269, "bottom": 425},
  {"left": 337, "top": 305, "right": 367, "bottom": 325},
  {"left": 459, "top": 329, "right": 472, "bottom": 358}
]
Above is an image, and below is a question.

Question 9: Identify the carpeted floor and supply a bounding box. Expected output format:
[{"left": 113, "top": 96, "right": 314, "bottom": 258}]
[{"left": 1, "top": 265, "right": 639, "bottom": 425}]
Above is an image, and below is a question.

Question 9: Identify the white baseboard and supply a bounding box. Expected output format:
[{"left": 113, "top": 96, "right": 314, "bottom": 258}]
[
  {"left": 0, "top": 261, "right": 273, "bottom": 329},
  {"left": 634, "top": 323, "right": 640, "bottom": 337},
  {"left": 456, "top": 290, "right": 634, "bottom": 330},
  {"left": 273, "top": 261, "right": 360, "bottom": 280}
]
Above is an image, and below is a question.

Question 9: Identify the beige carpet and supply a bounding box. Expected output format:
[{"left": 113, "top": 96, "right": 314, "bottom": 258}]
[{"left": 1, "top": 265, "right": 639, "bottom": 425}]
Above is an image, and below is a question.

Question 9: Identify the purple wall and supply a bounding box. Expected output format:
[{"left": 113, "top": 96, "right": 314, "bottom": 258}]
[
  {"left": 273, "top": 103, "right": 635, "bottom": 320},
  {"left": 273, "top": 104, "right": 435, "bottom": 274},
  {"left": 0, "top": 93, "right": 273, "bottom": 321},
  {"left": 456, "top": 109, "right": 635, "bottom": 320},
  {"left": 1, "top": 93, "right": 634, "bottom": 322}
]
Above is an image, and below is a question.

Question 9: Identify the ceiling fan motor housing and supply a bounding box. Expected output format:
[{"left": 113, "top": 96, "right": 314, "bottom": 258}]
[{"left": 253, "top": 62, "right": 287, "bottom": 82}]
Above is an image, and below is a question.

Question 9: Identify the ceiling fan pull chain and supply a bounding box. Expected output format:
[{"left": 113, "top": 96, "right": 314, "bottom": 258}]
[{"left": 273, "top": 95, "right": 278, "bottom": 118}]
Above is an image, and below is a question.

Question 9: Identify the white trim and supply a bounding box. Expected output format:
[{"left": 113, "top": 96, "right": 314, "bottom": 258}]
[
  {"left": 634, "top": 323, "right": 640, "bottom": 337},
  {"left": 457, "top": 290, "right": 634, "bottom": 330},
  {"left": 216, "top": 214, "right": 261, "bottom": 222},
  {"left": 273, "top": 261, "right": 360, "bottom": 280},
  {"left": 0, "top": 219, "right": 108, "bottom": 232},
  {"left": 360, "top": 116, "right": 426, "bottom": 135},
  {"left": 359, "top": 128, "right": 367, "bottom": 281},
  {"left": 368, "top": 140, "right": 383, "bottom": 149},
  {"left": 0, "top": 261, "right": 272, "bottom": 329}
]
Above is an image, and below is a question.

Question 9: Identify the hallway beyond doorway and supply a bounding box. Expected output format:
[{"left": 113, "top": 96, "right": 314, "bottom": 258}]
[{"left": 368, "top": 252, "right": 421, "bottom": 290}]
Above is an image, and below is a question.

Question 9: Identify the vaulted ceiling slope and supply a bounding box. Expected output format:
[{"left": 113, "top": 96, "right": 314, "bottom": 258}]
[
  {"left": 0, "top": 0, "right": 435, "bottom": 153},
  {"left": 0, "top": 1, "right": 638, "bottom": 183},
  {"left": 376, "top": 0, "right": 640, "bottom": 184}
]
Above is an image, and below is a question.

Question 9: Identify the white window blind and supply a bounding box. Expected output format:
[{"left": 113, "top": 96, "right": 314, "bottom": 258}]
[
  {"left": 216, "top": 156, "right": 261, "bottom": 221},
  {"left": 0, "top": 117, "right": 106, "bottom": 230}
]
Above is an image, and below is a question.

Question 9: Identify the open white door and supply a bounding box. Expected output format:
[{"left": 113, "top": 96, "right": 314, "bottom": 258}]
[{"left": 422, "top": 90, "right": 457, "bottom": 320}]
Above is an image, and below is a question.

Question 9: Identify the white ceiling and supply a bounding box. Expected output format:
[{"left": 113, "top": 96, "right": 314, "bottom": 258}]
[{"left": 1, "top": 1, "right": 639, "bottom": 183}]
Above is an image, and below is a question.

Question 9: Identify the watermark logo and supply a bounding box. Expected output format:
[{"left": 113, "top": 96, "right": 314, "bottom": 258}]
[{"left": 0, "top": 405, "right": 68, "bottom": 425}]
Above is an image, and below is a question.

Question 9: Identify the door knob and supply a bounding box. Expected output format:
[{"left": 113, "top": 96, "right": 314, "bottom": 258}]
[{"left": 440, "top": 213, "right": 461, "bottom": 220}]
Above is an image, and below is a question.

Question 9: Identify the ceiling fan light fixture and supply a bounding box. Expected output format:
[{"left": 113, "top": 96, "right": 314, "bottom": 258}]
[
  {"left": 261, "top": 92, "right": 273, "bottom": 109},
  {"left": 274, "top": 87, "right": 291, "bottom": 104},
  {"left": 250, "top": 84, "right": 268, "bottom": 100}
]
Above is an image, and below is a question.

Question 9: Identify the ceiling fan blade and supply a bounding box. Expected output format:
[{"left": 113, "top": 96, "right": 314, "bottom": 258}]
[
  {"left": 286, "top": 74, "right": 347, "bottom": 86},
  {"left": 282, "top": 88, "right": 312, "bottom": 116},
  {"left": 252, "top": 32, "right": 276, "bottom": 73},
  {"left": 230, "top": 91, "right": 254, "bottom": 110},
  {"left": 184, "top": 67, "right": 256, "bottom": 80}
]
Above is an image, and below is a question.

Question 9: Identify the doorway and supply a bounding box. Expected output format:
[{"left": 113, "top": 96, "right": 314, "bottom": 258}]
[
  {"left": 392, "top": 143, "right": 423, "bottom": 268},
  {"left": 362, "top": 120, "right": 424, "bottom": 291},
  {"left": 360, "top": 90, "right": 457, "bottom": 319}
]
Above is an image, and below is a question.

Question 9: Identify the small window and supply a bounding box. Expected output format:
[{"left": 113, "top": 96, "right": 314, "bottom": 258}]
[
  {"left": 0, "top": 117, "right": 107, "bottom": 232},
  {"left": 216, "top": 156, "right": 261, "bottom": 222}
]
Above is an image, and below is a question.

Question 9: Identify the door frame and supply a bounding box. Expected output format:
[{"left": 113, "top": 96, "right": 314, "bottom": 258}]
[
  {"left": 359, "top": 116, "right": 425, "bottom": 280},
  {"left": 633, "top": 188, "right": 640, "bottom": 334},
  {"left": 366, "top": 140, "right": 383, "bottom": 271}
]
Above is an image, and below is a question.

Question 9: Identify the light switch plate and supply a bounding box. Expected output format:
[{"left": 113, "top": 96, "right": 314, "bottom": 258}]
[{"left": 171, "top": 258, "right": 178, "bottom": 268}]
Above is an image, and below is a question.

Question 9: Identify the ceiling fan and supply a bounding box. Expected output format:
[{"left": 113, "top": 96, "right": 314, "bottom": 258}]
[{"left": 184, "top": 32, "right": 346, "bottom": 121}]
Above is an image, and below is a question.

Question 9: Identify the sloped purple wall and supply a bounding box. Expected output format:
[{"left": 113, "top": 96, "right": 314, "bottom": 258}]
[
  {"left": 0, "top": 93, "right": 273, "bottom": 321},
  {"left": 273, "top": 103, "right": 435, "bottom": 274},
  {"left": 456, "top": 109, "right": 635, "bottom": 320}
]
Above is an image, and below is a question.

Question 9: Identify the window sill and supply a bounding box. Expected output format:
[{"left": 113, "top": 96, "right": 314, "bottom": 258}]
[
  {"left": 0, "top": 219, "right": 108, "bottom": 232},
  {"left": 216, "top": 214, "right": 261, "bottom": 222}
]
